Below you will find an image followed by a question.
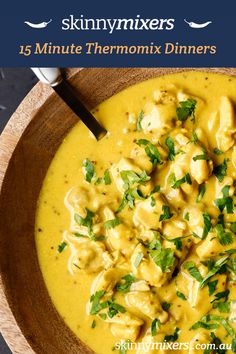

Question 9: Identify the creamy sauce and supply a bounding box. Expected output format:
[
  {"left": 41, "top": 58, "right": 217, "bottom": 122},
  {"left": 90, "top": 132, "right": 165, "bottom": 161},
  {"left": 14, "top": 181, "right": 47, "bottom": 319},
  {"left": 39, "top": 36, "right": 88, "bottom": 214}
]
[{"left": 35, "top": 71, "right": 236, "bottom": 354}]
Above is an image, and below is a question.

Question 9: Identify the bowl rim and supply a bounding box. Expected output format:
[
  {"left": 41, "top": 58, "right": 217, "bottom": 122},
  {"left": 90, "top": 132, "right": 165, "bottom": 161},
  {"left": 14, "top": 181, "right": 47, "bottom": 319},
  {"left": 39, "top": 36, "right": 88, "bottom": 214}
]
[{"left": 0, "top": 67, "right": 235, "bottom": 354}]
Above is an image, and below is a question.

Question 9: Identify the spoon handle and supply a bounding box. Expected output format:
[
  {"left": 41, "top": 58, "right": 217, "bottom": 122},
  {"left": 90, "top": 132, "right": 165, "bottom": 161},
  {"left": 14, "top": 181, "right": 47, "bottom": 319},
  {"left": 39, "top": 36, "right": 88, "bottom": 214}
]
[{"left": 31, "top": 68, "right": 107, "bottom": 140}]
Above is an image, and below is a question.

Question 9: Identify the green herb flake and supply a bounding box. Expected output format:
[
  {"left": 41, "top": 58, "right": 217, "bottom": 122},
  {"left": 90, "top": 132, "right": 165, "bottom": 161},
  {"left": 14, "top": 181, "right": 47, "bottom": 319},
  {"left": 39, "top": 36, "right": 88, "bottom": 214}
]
[
  {"left": 90, "top": 290, "right": 108, "bottom": 315},
  {"left": 159, "top": 205, "right": 173, "bottom": 221},
  {"left": 83, "top": 159, "right": 95, "bottom": 183},
  {"left": 213, "top": 148, "right": 223, "bottom": 155},
  {"left": 99, "top": 313, "right": 107, "bottom": 320},
  {"left": 107, "top": 301, "right": 126, "bottom": 318},
  {"left": 196, "top": 184, "right": 206, "bottom": 203},
  {"left": 232, "top": 337, "right": 236, "bottom": 353},
  {"left": 165, "top": 136, "right": 176, "bottom": 161},
  {"left": 104, "top": 218, "right": 121, "bottom": 229},
  {"left": 213, "top": 159, "right": 228, "bottom": 182},
  {"left": 172, "top": 173, "right": 192, "bottom": 189},
  {"left": 164, "top": 327, "right": 180, "bottom": 342},
  {"left": 202, "top": 212, "right": 212, "bottom": 239},
  {"left": 57, "top": 241, "right": 67, "bottom": 253},
  {"left": 176, "top": 99, "right": 197, "bottom": 122},
  {"left": 207, "top": 280, "right": 218, "bottom": 296},
  {"left": 184, "top": 261, "right": 203, "bottom": 282},
  {"left": 191, "top": 131, "right": 199, "bottom": 144},
  {"left": 134, "top": 252, "right": 144, "bottom": 268},
  {"left": 151, "top": 318, "right": 160, "bottom": 336},
  {"left": 162, "top": 302, "right": 171, "bottom": 311},
  {"left": 150, "top": 195, "right": 156, "bottom": 207},
  {"left": 74, "top": 208, "right": 94, "bottom": 235},
  {"left": 136, "top": 110, "right": 144, "bottom": 131},
  {"left": 136, "top": 139, "right": 162, "bottom": 166},
  {"left": 193, "top": 153, "right": 211, "bottom": 161},
  {"left": 91, "top": 319, "right": 96, "bottom": 328},
  {"left": 116, "top": 274, "right": 136, "bottom": 293},
  {"left": 150, "top": 248, "right": 175, "bottom": 273},
  {"left": 184, "top": 212, "right": 190, "bottom": 221},
  {"left": 231, "top": 223, "right": 236, "bottom": 233},
  {"left": 215, "top": 224, "right": 233, "bottom": 245},
  {"left": 199, "top": 256, "right": 229, "bottom": 288},
  {"left": 176, "top": 291, "right": 187, "bottom": 300},
  {"left": 214, "top": 185, "right": 233, "bottom": 214}
]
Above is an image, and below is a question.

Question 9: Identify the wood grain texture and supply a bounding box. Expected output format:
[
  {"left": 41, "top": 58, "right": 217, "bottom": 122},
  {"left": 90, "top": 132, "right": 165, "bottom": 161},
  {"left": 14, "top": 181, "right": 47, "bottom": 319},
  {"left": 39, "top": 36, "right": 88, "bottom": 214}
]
[{"left": 0, "top": 68, "right": 235, "bottom": 354}]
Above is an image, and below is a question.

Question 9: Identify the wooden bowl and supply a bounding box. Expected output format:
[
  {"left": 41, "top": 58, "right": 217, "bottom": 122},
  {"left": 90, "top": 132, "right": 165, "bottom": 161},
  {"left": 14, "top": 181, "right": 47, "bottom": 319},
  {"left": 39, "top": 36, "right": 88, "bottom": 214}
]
[{"left": 0, "top": 68, "right": 235, "bottom": 354}]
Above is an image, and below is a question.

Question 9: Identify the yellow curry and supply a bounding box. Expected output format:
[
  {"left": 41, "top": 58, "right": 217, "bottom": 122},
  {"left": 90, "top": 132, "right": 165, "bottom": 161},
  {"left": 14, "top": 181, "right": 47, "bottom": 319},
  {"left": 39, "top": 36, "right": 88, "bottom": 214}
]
[{"left": 35, "top": 71, "right": 236, "bottom": 354}]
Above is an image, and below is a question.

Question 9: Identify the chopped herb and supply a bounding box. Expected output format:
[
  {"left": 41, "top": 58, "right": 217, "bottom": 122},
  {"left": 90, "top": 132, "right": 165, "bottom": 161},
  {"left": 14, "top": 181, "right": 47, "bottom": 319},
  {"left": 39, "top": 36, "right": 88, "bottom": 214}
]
[
  {"left": 203, "top": 314, "right": 234, "bottom": 336},
  {"left": 213, "top": 159, "right": 227, "bottom": 182},
  {"left": 117, "top": 188, "right": 144, "bottom": 213},
  {"left": 74, "top": 208, "right": 94, "bottom": 235},
  {"left": 91, "top": 235, "right": 106, "bottom": 242},
  {"left": 196, "top": 184, "right": 206, "bottom": 203},
  {"left": 211, "top": 289, "right": 229, "bottom": 303},
  {"left": 150, "top": 195, "right": 156, "bottom": 207},
  {"left": 136, "top": 110, "right": 144, "bottom": 131},
  {"left": 215, "top": 224, "right": 233, "bottom": 245},
  {"left": 208, "top": 280, "right": 218, "bottom": 296},
  {"left": 191, "top": 131, "right": 199, "bottom": 144},
  {"left": 184, "top": 212, "right": 190, "bottom": 221},
  {"left": 91, "top": 319, "right": 96, "bottom": 328},
  {"left": 151, "top": 185, "right": 161, "bottom": 194},
  {"left": 57, "top": 241, "right": 67, "bottom": 253},
  {"left": 231, "top": 223, "right": 236, "bottom": 233},
  {"left": 90, "top": 291, "right": 108, "bottom": 315},
  {"left": 171, "top": 173, "right": 192, "bottom": 189},
  {"left": 134, "top": 252, "right": 144, "bottom": 268},
  {"left": 95, "top": 169, "right": 112, "bottom": 185},
  {"left": 176, "top": 98, "right": 197, "bottom": 122},
  {"left": 202, "top": 212, "right": 212, "bottom": 239},
  {"left": 165, "top": 136, "right": 175, "bottom": 161},
  {"left": 193, "top": 153, "right": 211, "bottom": 161},
  {"left": 116, "top": 274, "right": 136, "bottom": 293},
  {"left": 190, "top": 321, "right": 219, "bottom": 330},
  {"left": 213, "top": 301, "right": 230, "bottom": 313},
  {"left": 99, "top": 313, "right": 107, "bottom": 320},
  {"left": 184, "top": 261, "right": 203, "bottom": 282},
  {"left": 119, "top": 340, "right": 131, "bottom": 354},
  {"left": 232, "top": 337, "right": 236, "bottom": 353},
  {"left": 74, "top": 232, "right": 88, "bottom": 238},
  {"left": 214, "top": 185, "right": 233, "bottom": 214},
  {"left": 159, "top": 205, "right": 173, "bottom": 221},
  {"left": 164, "top": 327, "right": 180, "bottom": 342},
  {"left": 104, "top": 218, "right": 121, "bottom": 229},
  {"left": 150, "top": 248, "right": 175, "bottom": 273},
  {"left": 213, "top": 148, "right": 223, "bottom": 155},
  {"left": 83, "top": 159, "right": 95, "bottom": 183},
  {"left": 148, "top": 232, "right": 162, "bottom": 251},
  {"left": 136, "top": 139, "right": 162, "bottom": 166},
  {"left": 199, "top": 256, "right": 229, "bottom": 288},
  {"left": 120, "top": 170, "right": 150, "bottom": 190},
  {"left": 209, "top": 332, "right": 226, "bottom": 354},
  {"left": 151, "top": 318, "right": 160, "bottom": 336},
  {"left": 162, "top": 302, "right": 171, "bottom": 311},
  {"left": 176, "top": 291, "right": 187, "bottom": 300},
  {"left": 107, "top": 301, "right": 126, "bottom": 318},
  {"left": 174, "top": 238, "right": 182, "bottom": 251}
]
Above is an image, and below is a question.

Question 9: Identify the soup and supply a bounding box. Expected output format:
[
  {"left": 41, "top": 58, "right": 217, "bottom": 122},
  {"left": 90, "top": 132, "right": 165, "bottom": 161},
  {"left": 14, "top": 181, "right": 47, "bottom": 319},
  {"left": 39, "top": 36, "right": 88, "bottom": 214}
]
[{"left": 35, "top": 71, "right": 236, "bottom": 354}]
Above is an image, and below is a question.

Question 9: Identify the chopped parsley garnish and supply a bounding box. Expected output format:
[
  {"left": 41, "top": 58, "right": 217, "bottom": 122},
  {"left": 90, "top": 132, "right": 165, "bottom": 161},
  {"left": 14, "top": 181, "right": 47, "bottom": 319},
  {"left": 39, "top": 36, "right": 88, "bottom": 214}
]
[
  {"left": 199, "top": 256, "right": 229, "bottom": 288},
  {"left": 165, "top": 136, "right": 175, "bottom": 161},
  {"left": 231, "top": 223, "right": 236, "bottom": 233},
  {"left": 213, "top": 301, "right": 230, "bottom": 313},
  {"left": 150, "top": 195, "right": 156, "bottom": 207},
  {"left": 117, "top": 188, "right": 144, "bottom": 212},
  {"left": 91, "top": 319, "right": 96, "bottom": 328},
  {"left": 213, "top": 159, "right": 227, "bottom": 182},
  {"left": 74, "top": 208, "right": 94, "bottom": 235},
  {"left": 151, "top": 185, "right": 161, "bottom": 194},
  {"left": 162, "top": 302, "right": 171, "bottom": 311},
  {"left": 150, "top": 248, "right": 175, "bottom": 273},
  {"left": 191, "top": 131, "right": 199, "bottom": 144},
  {"left": 136, "top": 139, "right": 162, "bottom": 166},
  {"left": 190, "top": 321, "right": 219, "bottom": 331},
  {"left": 208, "top": 280, "right": 218, "bottom": 296},
  {"left": 202, "top": 212, "right": 212, "bottom": 239},
  {"left": 151, "top": 318, "right": 160, "bottom": 336},
  {"left": 159, "top": 205, "right": 173, "bottom": 221},
  {"left": 83, "top": 159, "right": 95, "bottom": 183},
  {"left": 107, "top": 301, "right": 126, "bottom": 318},
  {"left": 176, "top": 98, "right": 197, "bottom": 122},
  {"left": 215, "top": 224, "right": 233, "bottom": 245},
  {"left": 90, "top": 290, "right": 108, "bottom": 315},
  {"left": 211, "top": 289, "right": 229, "bottom": 303},
  {"left": 232, "top": 337, "right": 236, "bottom": 353},
  {"left": 196, "top": 184, "right": 206, "bottom": 203},
  {"left": 201, "top": 314, "right": 234, "bottom": 337},
  {"left": 116, "top": 274, "right": 136, "bottom": 293},
  {"left": 184, "top": 261, "right": 203, "bottom": 282},
  {"left": 99, "top": 313, "right": 107, "bottom": 320},
  {"left": 171, "top": 173, "right": 192, "bottom": 189},
  {"left": 104, "top": 218, "right": 121, "bottom": 229},
  {"left": 57, "top": 241, "right": 67, "bottom": 253},
  {"left": 120, "top": 170, "right": 150, "bottom": 189},
  {"left": 95, "top": 169, "right": 111, "bottom": 185},
  {"left": 184, "top": 212, "right": 190, "bottom": 221},
  {"left": 213, "top": 148, "right": 223, "bottom": 155},
  {"left": 164, "top": 327, "right": 180, "bottom": 342},
  {"left": 176, "top": 291, "right": 187, "bottom": 300},
  {"left": 214, "top": 185, "right": 233, "bottom": 214},
  {"left": 134, "top": 252, "right": 144, "bottom": 268},
  {"left": 193, "top": 153, "right": 211, "bottom": 161},
  {"left": 136, "top": 110, "right": 144, "bottom": 131}
]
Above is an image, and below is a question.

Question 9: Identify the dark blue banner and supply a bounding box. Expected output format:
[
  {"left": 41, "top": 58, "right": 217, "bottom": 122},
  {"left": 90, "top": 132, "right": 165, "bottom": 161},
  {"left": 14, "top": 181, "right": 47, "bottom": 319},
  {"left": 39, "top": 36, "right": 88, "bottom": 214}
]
[{"left": 0, "top": 0, "right": 235, "bottom": 67}]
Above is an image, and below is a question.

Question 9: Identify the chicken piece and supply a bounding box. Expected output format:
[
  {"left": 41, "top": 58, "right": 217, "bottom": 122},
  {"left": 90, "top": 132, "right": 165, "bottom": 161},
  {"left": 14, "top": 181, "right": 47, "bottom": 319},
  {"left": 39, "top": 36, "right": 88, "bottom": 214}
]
[
  {"left": 141, "top": 101, "right": 176, "bottom": 136},
  {"left": 126, "top": 291, "right": 168, "bottom": 323},
  {"left": 183, "top": 205, "right": 205, "bottom": 242},
  {"left": 215, "top": 96, "right": 236, "bottom": 152},
  {"left": 91, "top": 267, "right": 125, "bottom": 294},
  {"left": 130, "top": 280, "right": 150, "bottom": 292},
  {"left": 131, "top": 244, "right": 175, "bottom": 287},
  {"left": 103, "top": 207, "right": 137, "bottom": 256},
  {"left": 106, "top": 312, "right": 143, "bottom": 341},
  {"left": 190, "top": 146, "right": 213, "bottom": 184},
  {"left": 133, "top": 193, "right": 172, "bottom": 230}
]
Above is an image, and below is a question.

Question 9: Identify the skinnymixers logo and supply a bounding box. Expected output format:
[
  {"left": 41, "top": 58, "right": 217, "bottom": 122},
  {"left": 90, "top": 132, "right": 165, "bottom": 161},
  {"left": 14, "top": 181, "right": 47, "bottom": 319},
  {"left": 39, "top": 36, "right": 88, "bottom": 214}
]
[{"left": 61, "top": 15, "right": 175, "bottom": 34}]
